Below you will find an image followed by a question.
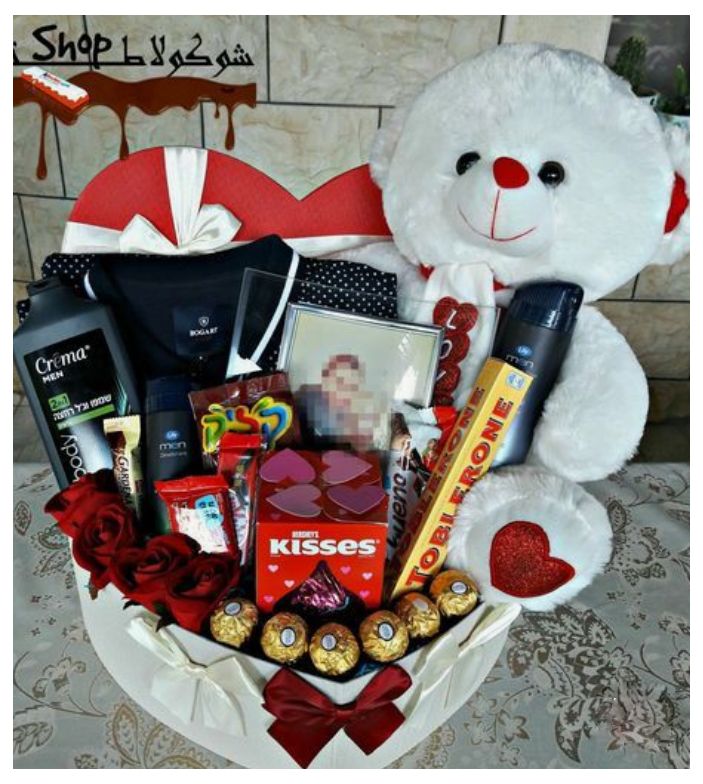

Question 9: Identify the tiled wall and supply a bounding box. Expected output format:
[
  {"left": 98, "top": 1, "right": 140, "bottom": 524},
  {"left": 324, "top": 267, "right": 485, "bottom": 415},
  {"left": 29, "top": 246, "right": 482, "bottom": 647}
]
[{"left": 13, "top": 15, "right": 689, "bottom": 424}]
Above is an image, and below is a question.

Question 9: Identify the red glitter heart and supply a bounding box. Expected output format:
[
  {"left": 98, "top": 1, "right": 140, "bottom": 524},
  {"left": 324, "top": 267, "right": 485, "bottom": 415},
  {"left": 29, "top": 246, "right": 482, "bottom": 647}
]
[
  {"left": 489, "top": 521, "right": 575, "bottom": 597},
  {"left": 433, "top": 297, "right": 479, "bottom": 333},
  {"left": 441, "top": 331, "right": 470, "bottom": 364},
  {"left": 433, "top": 363, "right": 461, "bottom": 395}
]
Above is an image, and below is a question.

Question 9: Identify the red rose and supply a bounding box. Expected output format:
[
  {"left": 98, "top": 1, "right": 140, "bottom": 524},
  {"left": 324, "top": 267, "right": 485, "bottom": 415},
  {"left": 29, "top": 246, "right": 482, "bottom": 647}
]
[
  {"left": 108, "top": 533, "right": 201, "bottom": 613},
  {"left": 72, "top": 501, "right": 138, "bottom": 590},
  {"left": 164, "top": 553, "right": 240, "bottom": 633},
  {"left": 45, "top": 470, "right": 122, "bottom": 538}
]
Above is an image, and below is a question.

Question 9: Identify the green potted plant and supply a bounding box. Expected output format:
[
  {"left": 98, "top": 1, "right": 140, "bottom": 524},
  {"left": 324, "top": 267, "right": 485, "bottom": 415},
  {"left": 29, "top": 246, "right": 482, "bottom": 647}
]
[
  {"left": 656, "top": 64, "right": 690, "bottom": 130},
  {"left": 611, "top": 35, "right": 659, "bottom": 108}
]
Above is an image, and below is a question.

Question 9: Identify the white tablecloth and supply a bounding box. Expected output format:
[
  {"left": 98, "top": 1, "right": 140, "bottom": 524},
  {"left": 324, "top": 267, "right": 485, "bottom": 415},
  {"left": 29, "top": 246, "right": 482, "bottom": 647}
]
[{"left": 13, "top": 462, "right": 689, "bottom": 768}]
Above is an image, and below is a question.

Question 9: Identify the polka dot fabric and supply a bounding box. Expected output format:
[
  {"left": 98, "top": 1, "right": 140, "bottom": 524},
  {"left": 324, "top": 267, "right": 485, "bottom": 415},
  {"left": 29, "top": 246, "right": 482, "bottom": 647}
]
[
  {"left": 15, "top": 253, "right": 94, "bottom": 323},
  {"left": 16, "top": 254, "right": 399, "bottom": 352},
  {"left": 256, "top": 258, "right": 398, "bottom": 371}
]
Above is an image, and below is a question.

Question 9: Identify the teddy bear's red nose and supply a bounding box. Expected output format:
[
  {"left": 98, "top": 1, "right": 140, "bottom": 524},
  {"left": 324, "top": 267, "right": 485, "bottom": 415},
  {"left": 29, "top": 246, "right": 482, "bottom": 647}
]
[{"left": 493, "top": 157, "right": 530, "bottom": 189}]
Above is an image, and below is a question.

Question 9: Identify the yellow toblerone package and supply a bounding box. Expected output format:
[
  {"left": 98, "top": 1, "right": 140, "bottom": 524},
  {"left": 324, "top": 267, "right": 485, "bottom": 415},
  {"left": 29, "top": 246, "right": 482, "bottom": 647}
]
[{"left": 387, "top": 357, "right": 533, "bottom": 600}]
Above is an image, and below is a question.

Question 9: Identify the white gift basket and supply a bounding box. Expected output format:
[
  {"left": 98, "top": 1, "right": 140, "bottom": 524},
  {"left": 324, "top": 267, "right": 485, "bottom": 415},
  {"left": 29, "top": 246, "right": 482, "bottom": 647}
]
[
  {"left": 75, "top": 561, "right": 519, "bottom": 768},
  {"left": 56, "top": 146, "right": 517, "bottom": 768}
]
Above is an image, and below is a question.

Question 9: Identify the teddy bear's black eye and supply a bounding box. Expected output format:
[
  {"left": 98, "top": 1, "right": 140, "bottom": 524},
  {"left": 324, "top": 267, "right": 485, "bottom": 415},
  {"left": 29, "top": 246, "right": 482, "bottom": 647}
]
[
  {"left": 456, "top": 152, "right": 481, "bottom": 175},
  {"left": 538, "top": 161, "right": 565, "bottom": 186}
]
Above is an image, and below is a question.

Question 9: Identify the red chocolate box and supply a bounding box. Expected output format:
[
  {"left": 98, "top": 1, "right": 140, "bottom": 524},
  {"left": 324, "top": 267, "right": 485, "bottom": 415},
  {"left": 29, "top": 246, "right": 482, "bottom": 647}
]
[{"left": 255, "top": 449, "right": 388, "bottom": 612}]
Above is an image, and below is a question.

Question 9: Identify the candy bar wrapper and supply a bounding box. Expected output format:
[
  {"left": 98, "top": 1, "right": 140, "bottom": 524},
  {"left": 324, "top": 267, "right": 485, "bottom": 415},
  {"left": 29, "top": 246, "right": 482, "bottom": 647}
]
[
  {"left": 189, "top": 371, "right": 300, "bottom": 471},
  {"left": 217, "top": 432, "right": 263, "bottom": 567},
  {"left": 387, "top": 358, "right": 532, "bottom": 600},
  {"left": 154, "top": 474, "right": 239, "bottom": 559},
  {"left": 385, "top": 404, "right": 458, "bottom": 559},
  {"left": 103, "top": 415, "right": 144, "bottom": 518}
]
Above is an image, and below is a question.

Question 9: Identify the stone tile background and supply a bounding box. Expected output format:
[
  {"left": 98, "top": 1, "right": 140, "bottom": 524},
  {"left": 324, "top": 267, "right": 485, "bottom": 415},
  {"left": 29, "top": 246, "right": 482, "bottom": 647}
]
[{"left": 13, "top": 15, "right": 689, "bottom": 456}]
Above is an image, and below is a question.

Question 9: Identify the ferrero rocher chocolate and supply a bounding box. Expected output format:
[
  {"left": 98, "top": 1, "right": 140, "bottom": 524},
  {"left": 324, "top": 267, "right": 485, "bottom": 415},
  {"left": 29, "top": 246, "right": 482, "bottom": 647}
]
[
  {"left": 261, "top": 612, "right": 308, "bottom": 664},
  {"left": 359, "top": 610, "right": 409, "bottom": 662},
  {"left": 309, "top": 623, "right": 360, "bottom": 676},
  {"left": 429, "top": 570, "right": 479, "bottom": 618},
  {"left": 210, "top": 597, "right": 258, "bottom": 648},
  {"left": 394, "top": 592, "right": 441, "bottom": 639}
]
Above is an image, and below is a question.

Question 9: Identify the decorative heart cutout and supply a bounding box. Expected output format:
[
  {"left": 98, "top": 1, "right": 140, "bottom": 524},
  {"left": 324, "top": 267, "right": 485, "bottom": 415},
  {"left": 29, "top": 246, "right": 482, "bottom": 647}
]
[
  {"left": 268, "top": 485, "right": 321, "bottom": 518},
  {"left": 321, "top": 451, "right": 372, "bottom": 484},
  {"left": 340, "top": 565, "right": 351, "bottom": 575},
  {"left": 490, "top": 521, "right": 575, "bottom": 597},
  {"left": 267, "top": 564, "right": 279, "bottom": 573},
  {"left": 284, "top": 579, "right": 295, "bottom": 588},
  {"left": 362, "top": 572, "right": 373, "bottom": 581},
  {"left": 263, "top": 595, "right": 274, "bottom": 605},
  {"left": 327, "top": 485, "right": 386, "bottom": 515},
  {"left": 261, "top": 449, "right": 316, "bottom": 484},
  {"left": 70, "top": 150, "right": 391, "bottom": 248},
  {"left": 359, "top": 590, "right": 371, "bottom": 600}
]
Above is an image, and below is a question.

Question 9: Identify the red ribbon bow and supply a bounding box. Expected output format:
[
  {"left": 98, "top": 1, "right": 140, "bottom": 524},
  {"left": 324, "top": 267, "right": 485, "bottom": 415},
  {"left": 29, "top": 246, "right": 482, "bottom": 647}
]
[{"left": 262, "top": 665, "right": 412, "bottom": 768}]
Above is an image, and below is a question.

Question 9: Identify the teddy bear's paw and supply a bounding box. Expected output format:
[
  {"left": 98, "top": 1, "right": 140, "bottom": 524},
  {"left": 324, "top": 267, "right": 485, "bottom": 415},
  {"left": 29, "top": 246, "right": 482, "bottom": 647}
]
[
  {"left": 526, "top": 306, "right": 649, "bottom": 483},
  {"left": 446, "top": 466, "right": 612, "bottom": 611}
]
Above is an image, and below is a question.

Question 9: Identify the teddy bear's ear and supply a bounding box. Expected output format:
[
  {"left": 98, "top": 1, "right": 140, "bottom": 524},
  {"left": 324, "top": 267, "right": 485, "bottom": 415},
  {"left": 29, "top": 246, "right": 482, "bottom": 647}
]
[
  {"left": 650, "top": 124, "right": 690, "bottom": 266},
  {"left": 368, "top": 105, "right": 409, "bottom": 190}
]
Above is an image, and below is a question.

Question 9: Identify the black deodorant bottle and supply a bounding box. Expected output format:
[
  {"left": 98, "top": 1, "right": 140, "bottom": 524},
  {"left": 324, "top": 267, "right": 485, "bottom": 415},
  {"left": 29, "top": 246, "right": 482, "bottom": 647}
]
[
  {"left": 13, "top": 277, "right": 140, "bottom": 488},
  {"left": 144, "top": 375, "right": 200, "bottom": 534},
  {"left": 491, "top": 281, "right": 583, "bottom": 468}
]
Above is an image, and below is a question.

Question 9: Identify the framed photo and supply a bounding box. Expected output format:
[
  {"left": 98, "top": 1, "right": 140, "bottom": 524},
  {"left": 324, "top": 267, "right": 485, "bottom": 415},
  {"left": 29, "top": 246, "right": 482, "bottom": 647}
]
[{"left": 278, "top": 304, "right": 443, "bottom": 450}]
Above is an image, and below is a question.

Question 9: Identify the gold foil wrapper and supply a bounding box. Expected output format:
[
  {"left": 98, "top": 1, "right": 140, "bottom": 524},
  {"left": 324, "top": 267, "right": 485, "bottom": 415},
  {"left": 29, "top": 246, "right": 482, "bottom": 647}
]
[
  {"left": 359, "top": 610, "right": 409, "bottom": 663},
  {"left": 309, "top": 623, "right": 360, "bottom": 676},
  {"left": 394, "top": 592, "right": 441, "bottom": 639},
  {"left": 209, "top": 597, "right": 258, "bottom": 648},
  {"left": 429, "top": 570, "right": 479, "bottom": 618},
  {"left": 261, "top": 612, "right": 308, "bottom": 664}
]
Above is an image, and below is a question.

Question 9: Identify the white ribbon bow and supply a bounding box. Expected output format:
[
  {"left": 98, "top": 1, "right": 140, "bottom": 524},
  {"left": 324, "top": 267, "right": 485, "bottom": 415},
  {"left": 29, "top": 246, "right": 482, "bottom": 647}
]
[
  {"left": 62, "top": 147, "right": 241, "bottom": 255},
  {"left": 127, "top": 615, "right": 260, "bottom": 736},
  {"left": 406, "top": 603, "right": 521, "bottom": 717}
]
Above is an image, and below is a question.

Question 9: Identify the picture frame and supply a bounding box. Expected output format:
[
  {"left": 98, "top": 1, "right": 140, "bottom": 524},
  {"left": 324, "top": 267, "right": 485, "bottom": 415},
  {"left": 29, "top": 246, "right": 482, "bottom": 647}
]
[{"left": 277, "top": 303, "right": 443, "bottom": 450}]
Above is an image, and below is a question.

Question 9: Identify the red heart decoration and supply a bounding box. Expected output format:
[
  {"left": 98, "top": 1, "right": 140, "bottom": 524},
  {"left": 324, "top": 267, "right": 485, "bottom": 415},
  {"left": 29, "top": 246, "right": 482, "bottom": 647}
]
[
  {"left": 433, "top": 363, "right": 460, "bottom": 396},
  {"left": 440, "top": 331, "right": 470, "bottom": 365},
  {"left": 489, "top": 521, "right": 575, "bottom": 597},
  {"left": 432, "top": 297, "right": 479, "bottom": 333},
  {"left": 69, "top": 148, "right": 391, "bottom": 243}
]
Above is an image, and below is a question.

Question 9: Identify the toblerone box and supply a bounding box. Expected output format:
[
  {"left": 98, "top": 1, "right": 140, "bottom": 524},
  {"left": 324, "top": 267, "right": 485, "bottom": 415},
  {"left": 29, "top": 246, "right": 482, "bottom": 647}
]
[{"left": 386, "top": 358, "right": 532, "bottom": 600}]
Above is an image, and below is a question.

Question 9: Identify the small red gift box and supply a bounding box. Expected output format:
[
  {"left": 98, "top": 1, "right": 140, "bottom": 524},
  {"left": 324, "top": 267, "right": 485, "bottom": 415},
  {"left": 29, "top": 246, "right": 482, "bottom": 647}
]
[{"left": 255, "top": 449, "right": 388, "bottom": 612}]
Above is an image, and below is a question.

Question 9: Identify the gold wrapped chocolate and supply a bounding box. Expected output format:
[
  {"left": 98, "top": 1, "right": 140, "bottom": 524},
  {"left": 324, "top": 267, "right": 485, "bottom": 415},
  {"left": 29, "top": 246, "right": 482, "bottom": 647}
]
[
  {"left": 261, "top": 612, "right": 308, "bottom": 664},
  {"left": 429, "top": 570, "right": 479, "bottom": 618},
  {"left": 359, "top": 610, "right": 409, "bottom": 663},
  {"left": 210, "top": 597, "right": 258, "bottom": 648},
  {"left": 309, "top": 623, "right": 360, "bottom": 676},
  {"left": 394, "top": 592, "right": 441, "bottom": 639}
]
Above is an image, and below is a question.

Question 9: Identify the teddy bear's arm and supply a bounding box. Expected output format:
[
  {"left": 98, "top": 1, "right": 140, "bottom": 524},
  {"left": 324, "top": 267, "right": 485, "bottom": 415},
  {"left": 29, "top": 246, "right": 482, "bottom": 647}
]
[{"left": 525, "top": 305, "right": 649, "bottom": 482}]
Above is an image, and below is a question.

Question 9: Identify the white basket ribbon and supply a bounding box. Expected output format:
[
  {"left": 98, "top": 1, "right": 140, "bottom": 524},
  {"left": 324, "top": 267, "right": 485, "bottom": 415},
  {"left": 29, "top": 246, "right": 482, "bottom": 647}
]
[
  {"left": 405, "top": 603, "right": 521, "bottom": 717},
  {"left": 127, "top": 615, "right": 260, "bottom": 736},
  {"left": 62, "top": 147, "right": 241, "bottom": 255}
]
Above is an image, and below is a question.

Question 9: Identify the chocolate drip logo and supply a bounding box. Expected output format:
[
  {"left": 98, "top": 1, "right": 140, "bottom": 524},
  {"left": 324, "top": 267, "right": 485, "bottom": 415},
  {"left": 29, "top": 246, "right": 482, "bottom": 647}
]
[{"left": 14, "top": 25, "right": 255, "bottom": 76}]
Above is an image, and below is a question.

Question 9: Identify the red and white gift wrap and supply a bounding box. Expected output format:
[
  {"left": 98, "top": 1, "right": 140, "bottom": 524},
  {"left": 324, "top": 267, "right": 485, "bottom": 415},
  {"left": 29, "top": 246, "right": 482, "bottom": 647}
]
[
  {"left": 75, "top": 559, "right": 519, "bottom": 768},
  {"left": 62, "top": 146, "right": 392, "bottom": 257},
  {"left": 62, "top": 148, "right": 520, "bottom": 767}
]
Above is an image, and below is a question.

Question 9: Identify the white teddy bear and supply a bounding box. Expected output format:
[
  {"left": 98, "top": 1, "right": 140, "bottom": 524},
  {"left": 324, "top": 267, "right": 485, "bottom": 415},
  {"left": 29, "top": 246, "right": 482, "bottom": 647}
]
[{"left": 352, "top": 43, "right": 690, "bottom": 609}]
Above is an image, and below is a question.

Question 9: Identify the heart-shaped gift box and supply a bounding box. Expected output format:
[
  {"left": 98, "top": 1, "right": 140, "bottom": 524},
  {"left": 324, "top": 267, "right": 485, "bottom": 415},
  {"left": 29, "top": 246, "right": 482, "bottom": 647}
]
[{"left": 59, "top": 147, "right": 522, "bottom": 768}]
